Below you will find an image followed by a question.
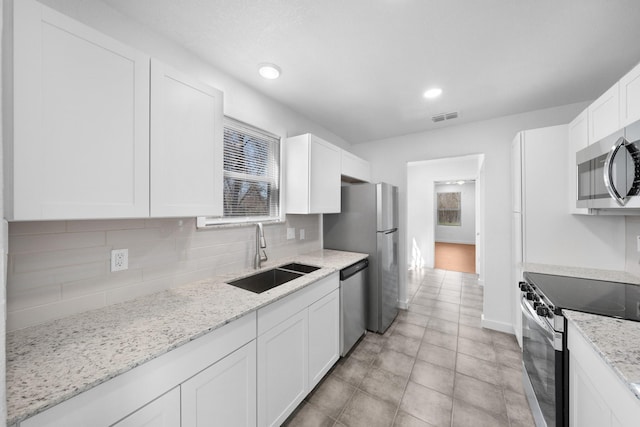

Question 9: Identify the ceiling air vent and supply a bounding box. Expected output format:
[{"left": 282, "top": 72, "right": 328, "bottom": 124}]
[{"left": 431, "top": 111, "right": 459, "bottom": 123}]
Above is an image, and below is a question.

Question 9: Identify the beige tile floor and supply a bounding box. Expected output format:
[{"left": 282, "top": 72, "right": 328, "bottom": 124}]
[{"left": 283, "top": 268, "right": 535, "bottom": 427}]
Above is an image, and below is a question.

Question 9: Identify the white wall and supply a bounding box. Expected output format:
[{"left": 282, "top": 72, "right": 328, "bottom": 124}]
[
  {"left": 434, "top": 182, "right": 476, "bottom": 244},
  {"left": 351, "top": 102, "right": 589, "bottom": 333}
]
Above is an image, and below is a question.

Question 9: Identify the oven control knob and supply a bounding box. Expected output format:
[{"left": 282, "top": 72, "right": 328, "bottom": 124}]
[
  {"left": 519, "top": 281, "right": 528, "bottom": 291},
  {"left": 526, "top": 292, "right": 535, "bottom": 300},
  {"left": 536, "top": 305, "right": 549, "bottom": 317},
  {"left": 533, "top": 301, "right": 541, "bottom": 310}
]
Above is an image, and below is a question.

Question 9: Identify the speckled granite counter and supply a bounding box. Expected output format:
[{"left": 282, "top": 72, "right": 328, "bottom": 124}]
[
  {"left": 565, "top": 310, "right": 640, "bottom": 400},
  {"left": 6, "top": 249, "right": 368, "bottom": 426},
  {"left": 523, "top": 262, "right": 640, "bottom": 285}
]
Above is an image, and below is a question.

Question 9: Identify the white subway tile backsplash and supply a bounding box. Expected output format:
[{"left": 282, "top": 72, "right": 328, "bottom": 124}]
[
  {"left": 6, "top": 215, "right": 322, "bottom": 331},
  {"left": 10, "top": 231, "right": 105, "bottom": 254},
  {"left": 7, "top": 293, "right": 106, "bottom": 331}
]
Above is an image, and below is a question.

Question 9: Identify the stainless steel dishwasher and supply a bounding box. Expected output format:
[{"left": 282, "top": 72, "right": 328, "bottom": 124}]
[{"left": 340, "top": 258, "right": 369, "bottom": 356}]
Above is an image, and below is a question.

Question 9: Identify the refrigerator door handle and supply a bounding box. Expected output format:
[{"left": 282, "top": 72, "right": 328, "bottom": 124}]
[{"left": 381, "top": 228, "right": 398, "bottom": 234}]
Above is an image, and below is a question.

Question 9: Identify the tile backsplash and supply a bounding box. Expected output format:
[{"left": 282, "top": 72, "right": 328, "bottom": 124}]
[{"left": 7, "top": 215, "right": 321, "bottom": 331}]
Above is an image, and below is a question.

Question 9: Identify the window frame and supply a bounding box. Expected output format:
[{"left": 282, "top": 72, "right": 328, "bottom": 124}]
[
  {"left": 197, "top": 116, "right": 284, "bottom": 228},
  {"left": 436, "top": 191, "right": 462, "bottom": 227}
]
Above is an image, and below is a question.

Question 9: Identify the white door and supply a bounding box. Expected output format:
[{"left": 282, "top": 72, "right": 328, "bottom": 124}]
[
  {"left": 182, "top": 341, "right": 257, "bottom": 427},
  {"left": 588, "top": 83, "right": 620, "bottom": 144},
  {"left": 308, "top": 289, "right": 340, "bottom": 390},
  {"left": 620, "top": 62, "right": 640, "bottom": 128},
  {"left": 10, "top": 0, "right": 150, "bottom": 220},
  {"left": 150, "top": 59, "right": 223, "bottom": 217},
  {"left": 112, "top": 388, "right": 180, "bottom": 427},
  {"left": 257, "top": 310, "right": 308, "bottom": 427}
]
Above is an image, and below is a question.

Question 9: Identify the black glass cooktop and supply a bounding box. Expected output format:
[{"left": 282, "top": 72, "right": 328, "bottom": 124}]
[{"left": 524, "top": 272, "right": 640, "bottom": 321}]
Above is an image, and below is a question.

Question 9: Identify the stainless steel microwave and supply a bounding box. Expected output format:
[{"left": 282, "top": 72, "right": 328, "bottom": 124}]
[{"left": 576, "top": 121, "right": 640, "bottom": 209}]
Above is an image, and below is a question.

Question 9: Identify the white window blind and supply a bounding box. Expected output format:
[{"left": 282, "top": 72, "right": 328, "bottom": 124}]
[{"left": 221, "top": 117, "right": 281, "bottom": 220}]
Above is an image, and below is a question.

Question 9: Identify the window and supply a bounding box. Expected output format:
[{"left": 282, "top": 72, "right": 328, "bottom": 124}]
[
  {"left": 198, "top": 117, "right": 282, "bottom": 226},
  {"left": 437, "top": 192, "right": 461, "bottom": 226}
]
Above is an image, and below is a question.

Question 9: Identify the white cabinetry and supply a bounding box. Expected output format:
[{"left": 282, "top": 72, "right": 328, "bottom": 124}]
[
  {"left": 150, "top": 59, "right": 223, "bottom": 217},
  {"left": 308, "top": 290, "right": 340, "bottom": 389},
  {"left": 568, "top": 109, "right": 590, "bottom": 215},
  {"left": 511, "top": 133, "right": 523, "bottom": 347},
  {"left": 568, "top": 321, "right": 640, "bottom": 427},
  {"left": 588, "top": 83, "right": 620, "bottom": 144},
  {"left": 112, "top": 388, "right": 180, "bottom": 427},
  {"left": 620, "top": 62, "right": 640, "bottom": 128},
  {"left": 341, "top": 150, "right": 371, "bottom": 183},
  {"left": 257, "top": 273, "right": 340, "bottom": 427},
  {"left": 285, "top": 134, "right": 341, "bottom": 214},
  {"left": 182, "top": 341, "right": 257, "bottom": 427},
  {"left": 5, "top": 0, "right": 150, "bottom": 220}
]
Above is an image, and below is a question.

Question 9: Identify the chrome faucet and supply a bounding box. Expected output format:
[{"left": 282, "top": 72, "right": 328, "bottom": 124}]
[{"left": 254, "top": 222, "right": 268, "bottom": 269}]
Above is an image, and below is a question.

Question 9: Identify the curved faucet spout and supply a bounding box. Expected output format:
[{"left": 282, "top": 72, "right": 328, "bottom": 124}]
[{"left": 254, "top": 223, "right": 268, "bottom": 269}]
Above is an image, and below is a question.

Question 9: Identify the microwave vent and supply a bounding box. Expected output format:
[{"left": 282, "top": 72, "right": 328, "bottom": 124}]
[{"left": 432, "top": 111, "right": 459, "bottom": 122}]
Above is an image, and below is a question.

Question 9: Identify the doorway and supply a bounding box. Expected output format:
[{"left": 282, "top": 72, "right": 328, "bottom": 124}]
[
  {"left": 433, "top": 180, "right": 476, "bottom": 273},
  {"left": 406, "top": 153, "right": 485, "bottom": 283}
]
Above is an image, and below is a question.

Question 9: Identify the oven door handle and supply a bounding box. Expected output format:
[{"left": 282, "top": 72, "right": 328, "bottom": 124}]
[
  {"left": 604, "top": 136, "right": 629, "bottom": 206},
  {"left": 521, "top": 295, "right": 560, "bottom": 350}
]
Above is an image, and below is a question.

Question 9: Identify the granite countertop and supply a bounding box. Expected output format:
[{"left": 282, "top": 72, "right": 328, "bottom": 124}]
[
  {"left": 564, "top": 310, "right": 640, "bottom": 399},
  {"left": 523, "top": 262, "right": 640, "bottom": 285},
  {"left": 6, "top": 249, "right": 368, "bottom": 426}
]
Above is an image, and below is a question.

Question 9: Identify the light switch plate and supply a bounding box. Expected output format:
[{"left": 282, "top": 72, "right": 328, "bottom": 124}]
[
  {"left": 287, "top": 227, "right": 295, "bottom": 240},
  {"left": 637, "top": 235, "right": 640, "bottom": 252},
  {"left": 299, "top": 229, "right": 305, "bottom": 240}
]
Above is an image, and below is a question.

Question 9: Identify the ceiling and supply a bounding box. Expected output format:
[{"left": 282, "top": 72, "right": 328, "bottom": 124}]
[{"left": 101, "top": 0, "right": 640, "bottom": 144}]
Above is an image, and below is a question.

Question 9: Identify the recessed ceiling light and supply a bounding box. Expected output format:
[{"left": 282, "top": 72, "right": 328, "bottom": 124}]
[
  {"left": 258, "top": 63, "right": 281, "bottom": 79},
  {"left": 423, "top": 87, "right": 443, "bottom": 99}
]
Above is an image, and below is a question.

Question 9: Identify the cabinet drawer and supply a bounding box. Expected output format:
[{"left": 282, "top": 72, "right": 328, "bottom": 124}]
[{"left": 257, "top": 273, "right": 339, "bottom": 336}]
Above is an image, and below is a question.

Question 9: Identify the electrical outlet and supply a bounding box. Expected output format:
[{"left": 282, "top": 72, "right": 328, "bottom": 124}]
[
  {"left": 287, "top": 227, "right": 296, "bottom": 240},
  {"left": 111, "top": 249, "right": 128, "bottom": 272},
  {"left": 299, "top": 229, "right": 305, "bottom": 240}
]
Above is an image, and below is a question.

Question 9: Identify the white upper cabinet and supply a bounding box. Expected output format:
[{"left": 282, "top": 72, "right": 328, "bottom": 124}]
[
  {"left": 588, "top": 83, "right": 620, "bottom": 144},
  {"left": 150, "top": 59, "right": 223, "bottom": 217},
  {"left": 285, "top": 134, "right": 341, "bottom": 214},
  {"left": 511, "top": 134, "right": 522, "bottom": 213},
  {"left": 5, "top": 0, "right": 150, "bottom": 220},
  {"left": 619, "top": 62, "right": 640, "bottom": 128},
  {"left": 341, "top": 150, "right": 371, "bottom": 182},
  {"left": 568, "top": 109, "right": 590, "bottom": 215}
]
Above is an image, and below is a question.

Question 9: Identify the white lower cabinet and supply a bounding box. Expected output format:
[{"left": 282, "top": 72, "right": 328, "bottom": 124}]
[
  {"left": 568, "top": 321, "right": 640, "bottom": 427},
  {"left": 182, "top": 341, "right": 257, "bottom": 427},
  {"left": 112, "top": 388, "right": 180, "bottom": 427},
  {"left": 256, "top": 273, "right": 340, "bottom": 427},
  {"left": 308, "top": 290, "right": 340, "bottom": 389},
  {"left": 257, "top": 310, "right": 309, "bottom": 427}
]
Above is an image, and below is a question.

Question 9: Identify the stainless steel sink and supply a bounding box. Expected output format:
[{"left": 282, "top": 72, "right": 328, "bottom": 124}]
[
  {"left": 226, "top": 263, "right": 320, "bottom": 294},
  {"left": 278, "top": 263, "right": 321, "bottom": 274},
  {"left": 227, "top": 268, "right": 304, "bottom": 294}
]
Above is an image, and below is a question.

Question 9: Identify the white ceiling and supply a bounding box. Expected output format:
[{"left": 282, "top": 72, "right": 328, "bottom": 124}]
[{"left": 101, "top": 0, "right": 640, "bottom": 143}]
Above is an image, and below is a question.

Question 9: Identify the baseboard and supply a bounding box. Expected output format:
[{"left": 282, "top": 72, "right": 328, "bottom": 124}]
[
  {"left": 481, "top": 315, "right": 514, "bottom": 335},
  {"left": 397, "top": 298, "right": 409, "bottom": 309},
  {"left": 435, "top": 240, "right": 476, "bottom": 245}
]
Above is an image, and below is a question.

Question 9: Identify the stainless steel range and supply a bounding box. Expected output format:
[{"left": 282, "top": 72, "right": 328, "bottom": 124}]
[{"left": 519, "top": 272, "right": 640, "bottom": 427}]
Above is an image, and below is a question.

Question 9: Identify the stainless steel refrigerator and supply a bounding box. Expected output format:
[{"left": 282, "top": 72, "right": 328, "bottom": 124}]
[{"left": 323, "top": 183, "right": 399, "bottom": 333}]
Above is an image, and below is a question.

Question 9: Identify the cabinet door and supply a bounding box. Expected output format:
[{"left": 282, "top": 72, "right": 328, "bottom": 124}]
[
  {"left": 588, "top": 83, "right": 620, "bottom": 144},
  {"left": 257, "top": 310, "right": 308, "bottom": 427},
  {"left": 511, "top": 133, "right": 522, "bottom": 213},
  {"left": 9, "top": 0, "right": 150, "bottom": 220},
  {"left": 620, "top": 62, "right": 640, "bottom": 128},
  {"left": 309, "top": 137, "right": 341, "bottom": 213},
  {"left": 113, "top": 388, "right": 180, "bottom": 427},
  {"left": 308, "top": 289, "right": 340, "bottom": 390},
  {"left": 182, "top": 341, "right": 257, "bottom": 427},
  {"left": 341, "top": 150, "right": 371, "bottom": 182},
  {"left": 568, "top": 110, "right": 590, "bottom": 215},
  {"left": 150, "top": 59, "right": 223, "bottom": 217},
  {"left": 570, "top": 350, "right": 612, "bottom": 427}
]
